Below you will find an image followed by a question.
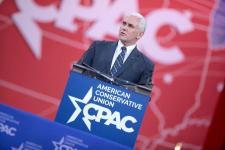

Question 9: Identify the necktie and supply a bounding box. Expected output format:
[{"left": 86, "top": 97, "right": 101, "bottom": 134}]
[{"left": 110, "top": 46, "right": 127, "bottom": 76}]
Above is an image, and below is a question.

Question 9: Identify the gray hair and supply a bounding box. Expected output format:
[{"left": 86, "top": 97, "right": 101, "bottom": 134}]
[{"left": 128, "top": 12, "right": 146, "bottom": 32}]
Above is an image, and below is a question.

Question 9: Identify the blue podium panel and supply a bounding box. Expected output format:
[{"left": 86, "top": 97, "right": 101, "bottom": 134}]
[
  {"left": 0, "top": 104, "right": 131, "bottom": 150},
  {"left": 55, "top": 71, "right": 150, "bottom": 148}
]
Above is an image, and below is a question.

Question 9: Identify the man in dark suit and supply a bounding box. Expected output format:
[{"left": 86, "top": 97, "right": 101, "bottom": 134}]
[{"left": 78, "top": 13, "right": 154, "bottom": 85}]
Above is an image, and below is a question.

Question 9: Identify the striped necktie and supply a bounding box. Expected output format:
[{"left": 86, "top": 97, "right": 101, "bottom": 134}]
[{"left": 110, "top": 46, "right": 127, "bottom": 76}]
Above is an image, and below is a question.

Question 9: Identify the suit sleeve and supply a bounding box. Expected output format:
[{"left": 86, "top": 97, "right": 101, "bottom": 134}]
[
  {"left": 78, "top": 41, "right": 97, "bottom": 66},
  {"left": 137, "top": 58, "right": 154, "bottom": 85}
]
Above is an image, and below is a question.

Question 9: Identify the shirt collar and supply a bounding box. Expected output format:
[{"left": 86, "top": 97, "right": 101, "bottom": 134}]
[{"left": 117, "top": 40, "right": 136, "bottom": 54}]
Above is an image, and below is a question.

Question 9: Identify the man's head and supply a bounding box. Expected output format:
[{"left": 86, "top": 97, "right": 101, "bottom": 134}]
[{"left": 119, "top": 12, "right": 146, "bottom": 46}]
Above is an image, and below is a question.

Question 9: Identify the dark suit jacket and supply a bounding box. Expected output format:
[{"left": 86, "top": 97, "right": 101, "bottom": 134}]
[{"left": 78, "top": 41, "right": 154, "bottom": 85}]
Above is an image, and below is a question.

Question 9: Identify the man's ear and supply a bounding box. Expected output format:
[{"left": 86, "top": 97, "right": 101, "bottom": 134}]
[{"left": 137, "top": 32, "right": 144, "bottom": 40}]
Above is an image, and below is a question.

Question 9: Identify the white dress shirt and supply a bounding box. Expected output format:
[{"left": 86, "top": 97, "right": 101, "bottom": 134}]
[{"left": 110, "top": 40, "right": 136, "bottom": 69}]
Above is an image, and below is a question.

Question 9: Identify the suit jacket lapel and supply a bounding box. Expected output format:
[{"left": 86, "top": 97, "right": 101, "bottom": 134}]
[
  {"left": 104, "top": 42, "right": 118, "bottom": 75},
  {"left": 114, "top": 47, "right": 140, "bottom": 77}
]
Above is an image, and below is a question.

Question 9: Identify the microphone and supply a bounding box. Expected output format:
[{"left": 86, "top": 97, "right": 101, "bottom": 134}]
[
  {"left": 81, "top": 62, "right": 115, "bottom": 83},
  {"left": 73, "top": 62, "right": 153, "bottom": 94}
]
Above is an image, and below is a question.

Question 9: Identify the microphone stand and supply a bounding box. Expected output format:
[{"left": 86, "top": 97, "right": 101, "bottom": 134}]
[{"left": 72, "top": 63, "right": 153, "bottom": 95}]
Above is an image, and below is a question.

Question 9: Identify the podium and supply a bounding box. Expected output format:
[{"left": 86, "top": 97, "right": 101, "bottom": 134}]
[{"left": 55, "top": 64, "right": 151, "bottom": 148}]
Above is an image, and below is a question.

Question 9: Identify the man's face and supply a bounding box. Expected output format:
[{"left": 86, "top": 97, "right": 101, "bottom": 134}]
[{"left": 119, "top": 15, "right": 143, "bottom": 46}]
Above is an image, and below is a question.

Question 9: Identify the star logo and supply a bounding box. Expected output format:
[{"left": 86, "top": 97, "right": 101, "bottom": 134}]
[
  {"left": 52, "top": 137, "right": 77, "bottom": 150},
  {"left": 67, "top": 87, "right": 93, "bottom": 130},
  {"left": 52, "top": 137, "right": 64, "bottom": 149},
  {"left": 11, "top": 143, "right": 24, "bottom": 150}
]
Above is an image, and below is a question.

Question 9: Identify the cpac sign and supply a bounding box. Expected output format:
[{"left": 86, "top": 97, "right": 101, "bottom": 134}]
[
  {"left": 55, "top": 71, "right": 149, "bottom": 147},
  {"left": 0, "top": 122, "right": 17, "bottom": 136},
  {"left": 67, "top": 87, "right": 137, "bottom": 133},
  {"left": 12, "top": 0, "right": 194, "bottom": 64}
]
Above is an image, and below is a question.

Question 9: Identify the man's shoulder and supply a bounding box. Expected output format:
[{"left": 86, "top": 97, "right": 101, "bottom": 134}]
[
  {"left": 92, "top": 40, "right": 117, "bottom": 46},
  {"left": 136, "top": 49, "right": 154, "bottom": 68},
  {"left": 93, "top": 40, "right": 117, "bottom": 47}
]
